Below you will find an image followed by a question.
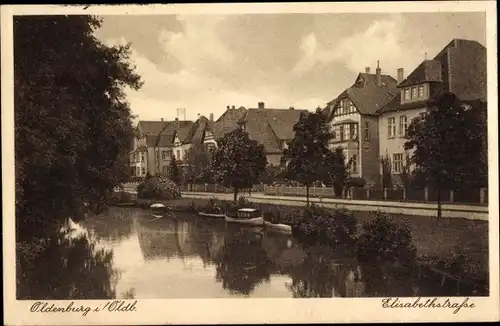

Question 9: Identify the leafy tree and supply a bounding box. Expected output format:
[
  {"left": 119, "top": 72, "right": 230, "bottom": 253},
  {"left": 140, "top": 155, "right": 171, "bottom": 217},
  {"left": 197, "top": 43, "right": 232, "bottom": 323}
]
[
  {"left": 324, "top": 147, "right": 351, "bottom": 197},
  {"left": 211, "top": 129, "right": 267, "bottom": 201},
  {"left": 381, "top": 153, "right": 393, "bottom": 190},
  {"left": 184, "top": 143, "right": 211, "bottom": 184},
  {"left": 15, "top": 15, "right": 142, "bottom": 241},
  {"left": 405, "top": 92, "right": 487, "bottom": 218},
  {"left": 169, "top": 156, "right": 182, "bottom": 186},
  {"left": 282, "top": 109, "right": 332, "bottom": 205}
]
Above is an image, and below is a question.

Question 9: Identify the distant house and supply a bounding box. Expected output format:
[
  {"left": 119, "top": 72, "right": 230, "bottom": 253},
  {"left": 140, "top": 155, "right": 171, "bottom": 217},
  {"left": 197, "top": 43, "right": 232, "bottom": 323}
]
[
  {"left": 201, "top": 103, "right": 307, "bottom": 166},
  {"left": 238, "top": 102, "right": 308, "bottom": 165},
  {"left": 323, "top": 62, "right": 399, "bottom": 185},
  {"left": 377, "top": 38, "right": 487, "bottom": 186}
]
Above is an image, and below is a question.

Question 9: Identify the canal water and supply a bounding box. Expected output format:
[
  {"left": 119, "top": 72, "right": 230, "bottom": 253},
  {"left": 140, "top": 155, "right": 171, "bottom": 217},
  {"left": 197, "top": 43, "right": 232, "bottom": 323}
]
[{"left": 31, "top": 207, "right": 480, "bottom": 299}]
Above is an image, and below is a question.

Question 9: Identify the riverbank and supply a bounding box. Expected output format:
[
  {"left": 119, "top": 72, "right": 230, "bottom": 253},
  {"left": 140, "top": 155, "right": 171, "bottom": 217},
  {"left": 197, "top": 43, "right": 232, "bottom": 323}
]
[{"left": 113, "top": 196, "right": 488, "bottom": 290}]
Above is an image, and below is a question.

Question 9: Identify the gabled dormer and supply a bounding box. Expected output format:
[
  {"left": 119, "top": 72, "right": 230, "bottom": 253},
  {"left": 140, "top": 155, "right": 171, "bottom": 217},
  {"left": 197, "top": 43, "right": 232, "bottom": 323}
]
[{"left": 397, "top": 60, "right": 443, "bottom": 105}]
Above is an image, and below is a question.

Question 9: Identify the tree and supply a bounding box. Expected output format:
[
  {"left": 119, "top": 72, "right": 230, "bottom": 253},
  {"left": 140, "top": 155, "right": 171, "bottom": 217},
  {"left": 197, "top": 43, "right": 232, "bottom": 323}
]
[
  {"left": 282, "top": 109, "right": 332, "bottom": 205},
  {"left": 184, "top": 143, "right": 211, "bottom": 184},
  {"left": 169, "top": 156, "right": 182, "bottom": 186},
  {"left": 14, "top": 15, "right": 143, "bottom": 241},
  {"left": 405, "top": 92, "right": 487, "bottom": 218},
  {"left": 211, "top": 129, "right": 267, "bottom": 201},
  {"left": 324, "top": 147, "right": 351, "bottom": 197},
  {"left": 381, "top": 153, "right": 393, "bottom": 190}
]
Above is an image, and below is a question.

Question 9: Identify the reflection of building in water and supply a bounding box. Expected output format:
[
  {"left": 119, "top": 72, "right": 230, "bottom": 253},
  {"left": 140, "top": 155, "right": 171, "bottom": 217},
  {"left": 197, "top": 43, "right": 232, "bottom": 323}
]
[{"left": 344, "top": 265, "right": 365, "bottom": 297}]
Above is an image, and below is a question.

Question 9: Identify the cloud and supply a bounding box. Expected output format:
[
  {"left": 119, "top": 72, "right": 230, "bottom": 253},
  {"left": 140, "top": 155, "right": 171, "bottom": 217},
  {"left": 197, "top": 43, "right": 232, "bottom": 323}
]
[{"left": 292, "top": 15, "right": 425, "bottom": 76}]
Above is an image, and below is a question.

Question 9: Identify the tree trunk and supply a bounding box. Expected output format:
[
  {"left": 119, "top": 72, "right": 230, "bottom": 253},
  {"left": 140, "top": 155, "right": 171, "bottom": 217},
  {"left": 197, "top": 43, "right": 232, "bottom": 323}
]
[
  {"left": 233, "top": 187, "right": 238, "bottom": 202},
  {"left": 306, "top": 185, "right": 310, "bottom": 206}
]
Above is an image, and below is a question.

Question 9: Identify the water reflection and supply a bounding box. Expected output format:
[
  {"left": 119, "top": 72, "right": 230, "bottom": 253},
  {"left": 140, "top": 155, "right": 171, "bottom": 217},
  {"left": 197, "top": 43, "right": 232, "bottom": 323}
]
[
  {"left": 19, "top": 208, "right": 485, "bottom": 299},
  {"left": 17, "top": 230, "right": 118, "bottom": 300}
]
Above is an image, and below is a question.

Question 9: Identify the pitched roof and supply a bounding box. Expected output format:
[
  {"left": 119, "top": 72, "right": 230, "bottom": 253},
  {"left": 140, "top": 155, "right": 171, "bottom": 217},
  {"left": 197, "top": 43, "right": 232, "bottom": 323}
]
[
  {"left": 397, "top": 60, "right": 443, "bottom": 88},
  {"left": 327, "top": 73, "right": 398, "bottom": 118},
  {"left": 184, "top": 116, "right": 210, "bottom": 144},
  {"left": 137, "top": 121, "right": 168, "bottom": 135},
  {"left": 210, "top": 107, "right": 247, "bottom": 139},
  {"left": 239, "top": 108, "right": 308, "bottom": 153}
]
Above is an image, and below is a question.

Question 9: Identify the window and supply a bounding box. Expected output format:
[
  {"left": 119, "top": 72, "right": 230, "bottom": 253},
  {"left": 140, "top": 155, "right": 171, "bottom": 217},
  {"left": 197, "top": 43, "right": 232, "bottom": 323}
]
[
  {"left": 351, "top": 154, "right": 358, "bottom": 173},
  {"left": 350, "top": 123, "right": 358, "bottom": 140},
  {"left": 363, "top": 122, "right": 370, "bottom": 141},
  {"left": 393, "top": 153, "right": 404, "bottom": 173},
  {"left": 176, "top": 150, "right": 181, "bottom": 160},
  {"left": 349, "top": 101, "right": 355, "bottom": 113},
  {"left": 343, "top": 124, "right": 350, "bottom": 141},
  {"left": 141, "top": 167, "right": 146, "bottom": 176},
  {"left": 404, "top": 88, "right": 411, "bottom": 100},
  {"left": 161, "top": 151, "right": 168, "bottom": 160},
  {"left": 140, "top": 152, "right": 145, "bottom": 162},
  {"left": 155, "top": 151, "right": 160, "bottom": 161},
  {"left": 388, "top": 117, "right": 396, "bottom": 138},
  {"left": 418, "top": 85, "right": 424, "bottom": 98},
  {"left": 411, "top": 87, "right": 417, "bottom": 99},
  {"left": 399, "top": 116, "right": 408, "bottom": 137},
  {"left": 333, "top": 125, "right": 341, "bottom": 140}
]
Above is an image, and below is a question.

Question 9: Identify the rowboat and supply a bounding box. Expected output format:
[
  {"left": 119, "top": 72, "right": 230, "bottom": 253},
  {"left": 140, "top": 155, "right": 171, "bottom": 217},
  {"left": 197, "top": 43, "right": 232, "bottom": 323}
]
[
  {"left": 225, "top": 208, "right": 265, "bottom": 226},
  {"left": 198, "top": 212, "right": 225, "bottom": 218},
  {"left": 150, "top": 203, "right": 169, "bottom": 215},
  {"left": 264, "top": 221, "right": 293, "bottom": 234}
]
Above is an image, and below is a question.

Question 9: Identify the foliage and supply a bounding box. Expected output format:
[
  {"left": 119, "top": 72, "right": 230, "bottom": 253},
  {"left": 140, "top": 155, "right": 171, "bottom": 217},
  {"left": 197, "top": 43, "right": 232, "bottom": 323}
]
[
  {"left": 14, "top": 15, "right": 142, "bottom": 241},
  {"left": 324, "top": 147, "right": 352, "bottom": 197},
  {"left": 262, "top": 206, "right": 303, "bottom": 225},
  {"left": 282, "top": 109, "right": 332, "bottom": 204},
  {"left": 381, "top": 153, "right": 393, "bottom": 190},
  {"left": 399, "top": 152, "right": 412, "bottom": 189},
  {"left": 345, "top": 177, "right": 366, "bottom": 188},
  {"left": 168, "top": 156, "right": 182, "bottom": 185},
  {"left": 210, "top": 128, "right": 267, "bottom": 201},
  {"left": 405, "top": 92, "right": 488, "bottom": 217},
  {"left": 201, "top": 197, "right": 224, "bottom": 214},
  {"left": 293, "top": 205, "right": 357, "bottom": 245},
  {"left": 260, "top": 164, "right": 286, "bottom": 185},
  {"left": 184, "top": 143, "right": 212, "bottom": 184},
  {"left": 137, "top": 177, "right": 181, "bottom": 200},
  {"left": 108, "top": 189, "right": 133, "bottom": 204},
  {"left": 357, "top": 212, "right": 416, "bottom": 266}
]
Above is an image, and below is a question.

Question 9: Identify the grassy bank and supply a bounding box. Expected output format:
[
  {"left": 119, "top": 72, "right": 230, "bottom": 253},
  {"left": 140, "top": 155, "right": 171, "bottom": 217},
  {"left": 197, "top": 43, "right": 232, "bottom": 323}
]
[{"left": 117, "top": 196, "right": 488, "bottom": 288}]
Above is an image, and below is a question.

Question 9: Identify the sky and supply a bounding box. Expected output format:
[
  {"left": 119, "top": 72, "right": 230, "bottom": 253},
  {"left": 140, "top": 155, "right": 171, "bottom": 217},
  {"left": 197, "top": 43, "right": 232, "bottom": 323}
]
[{"left": 94, "top": 12, "right": 486, "bottom": 122}]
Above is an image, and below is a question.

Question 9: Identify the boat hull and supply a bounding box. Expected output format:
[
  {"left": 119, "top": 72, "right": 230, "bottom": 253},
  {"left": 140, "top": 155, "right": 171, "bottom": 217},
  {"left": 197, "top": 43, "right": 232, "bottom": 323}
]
[
  {"left": 264, "top": 221, "right": 292, "bottom": 234},
  {"left": 198, "top": 212, "right": 225, "bottom": 218},
  {"left": 225, "top": 215, "right": 265, "bottom": 226}
]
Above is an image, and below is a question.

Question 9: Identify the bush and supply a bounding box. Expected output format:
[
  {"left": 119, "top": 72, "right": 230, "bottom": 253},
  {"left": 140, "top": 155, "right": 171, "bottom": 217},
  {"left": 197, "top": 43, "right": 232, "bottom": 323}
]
[
  {"left": 263, "top": 206, "right": 302, "bottom": 225},
  {"left": 293, "top": 204, "right": 357, "bottom": 245},
  {"left": 108, "top": 190, "right": 133, "bottom": 204},
  {"left": 346, "top": 177, "right": 366, "bottom": 188},
  {"left": 137, "top": 177, "right": 181, "bottom": 200},
  {"left": 357, "top": 212, "right": 416, "bottom": 266},
  {"left": 201, "top": 197, "right": 224, "bottom": 214}
]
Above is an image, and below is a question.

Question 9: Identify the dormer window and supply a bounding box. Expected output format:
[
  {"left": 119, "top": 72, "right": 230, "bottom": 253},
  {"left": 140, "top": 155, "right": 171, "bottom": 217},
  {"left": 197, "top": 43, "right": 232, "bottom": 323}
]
[
  {"left": 402, "top": 84, "right": 428, "bottom": 103},
  {"left": 334, "top": 99, "right": 356, "bottom": 117}
]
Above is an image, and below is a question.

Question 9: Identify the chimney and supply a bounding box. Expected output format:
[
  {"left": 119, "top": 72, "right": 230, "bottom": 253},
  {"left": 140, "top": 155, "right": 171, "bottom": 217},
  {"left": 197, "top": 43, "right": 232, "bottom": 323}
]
[
  {"left": 231, "top": 105, "right": 235, "bottom": 110},
  {"left": 365, "top": 67, "right": 371, "bottom": 74},
  {"left": 258, "top": 102, "right": 265, "bottom": 109},
  {"left": 397, "top": 68, "right": 404, "bottom": 84},
  {"left": 227, "top": 105, "right": 230, "bottom": 110},
  {"left": 209, "top": 113, "right": 214, "bottom": 122},
  {"left": 289, "top": 106, "right": 294, "bottom": 110},
  {"left": 197, "top": 113, "right": 201, "bottom": 119},
  {"left": 376, "top": 60, "right": 382, "bottom": 86},
  {"left": 175, "top": 117, "right": 178, "bottom": 121},
  {"left": 161, "top": 118, "right": 163, "bottom": 122}
]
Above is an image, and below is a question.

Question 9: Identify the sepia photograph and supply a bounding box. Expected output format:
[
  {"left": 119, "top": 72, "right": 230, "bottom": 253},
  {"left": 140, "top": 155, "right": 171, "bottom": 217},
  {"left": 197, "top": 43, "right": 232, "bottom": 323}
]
[{"left": 2, "top": 2, "right": 498, "bottom": 325}]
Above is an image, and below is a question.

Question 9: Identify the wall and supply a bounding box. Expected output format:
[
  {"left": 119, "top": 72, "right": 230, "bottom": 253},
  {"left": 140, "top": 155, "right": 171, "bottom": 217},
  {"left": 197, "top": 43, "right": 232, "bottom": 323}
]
[
  {"left": 359, "top": 115, "right": 380, "bottom": 185},
  {"left": 378, "top": 107, "right": 426, "bottom": 185}
]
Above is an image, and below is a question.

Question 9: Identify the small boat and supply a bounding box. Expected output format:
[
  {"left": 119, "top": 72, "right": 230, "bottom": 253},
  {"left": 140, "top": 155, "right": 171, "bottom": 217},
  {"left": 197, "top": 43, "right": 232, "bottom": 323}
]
[
  {"left": 264, "top": 221, "right": 292, "bottom": 234},
  {"left": 150, "top": 203, "right": 169, "bottom": 216},
  {"left": 225, "top": 208, "right": 265, "bottom": 226},
  {"left": 198, "top": 212, "right": 225, "bottom": 218}
]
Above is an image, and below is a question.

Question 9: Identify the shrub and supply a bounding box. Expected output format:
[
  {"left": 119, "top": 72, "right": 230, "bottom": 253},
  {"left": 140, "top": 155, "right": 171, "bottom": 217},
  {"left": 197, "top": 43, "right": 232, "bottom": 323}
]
[
  {"left": 137, "top": 177, "right": 181, "bottom": 200},
  {"left": 263, "top": 206, "right": 302, "bottom": 225},
  {"left": 202, "top": 197, "right": 224, "bottom": 214},
  {"left": 357, "top": 211, "right": 416, "bottom": 266},
  {"left": 293, "top": 204, "right": 357, "bottom": 245},
  {"left": 346, "top": 177, "right": 366, "bottom": 188}
]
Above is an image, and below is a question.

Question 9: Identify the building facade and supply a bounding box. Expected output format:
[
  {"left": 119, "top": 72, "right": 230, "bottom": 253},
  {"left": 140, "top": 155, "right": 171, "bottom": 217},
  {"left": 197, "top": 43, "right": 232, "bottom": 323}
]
[
  {"left": 377, "top": 38, "right": 487, "bottom": 186},
  {"left": 323, "top": 62, "right": 399, "bottom": 186}
]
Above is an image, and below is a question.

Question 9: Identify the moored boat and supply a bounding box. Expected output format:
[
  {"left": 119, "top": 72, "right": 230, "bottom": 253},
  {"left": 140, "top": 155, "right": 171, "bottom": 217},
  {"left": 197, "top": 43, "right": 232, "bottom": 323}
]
[
  {"left": 264, "top": 221, "right": 292, "bottom": 234},
  {"left": 225, "top": 208, "right": 265, "bottom": 226},
  {"left": 150, "top": 203, "right": 169, "bottom": 216},
  {"left": 198, "top": 212, "right": 225, "bottom": 218}
]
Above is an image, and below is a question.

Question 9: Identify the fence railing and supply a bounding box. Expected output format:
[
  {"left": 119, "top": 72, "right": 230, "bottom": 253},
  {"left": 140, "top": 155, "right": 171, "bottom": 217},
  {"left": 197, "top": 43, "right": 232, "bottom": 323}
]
[
  {"left": 181, "top": 183, "right": 265, "bottom": 193},
  {"left": 263, "top": 185, "right": 488, "bottom": 205}
]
